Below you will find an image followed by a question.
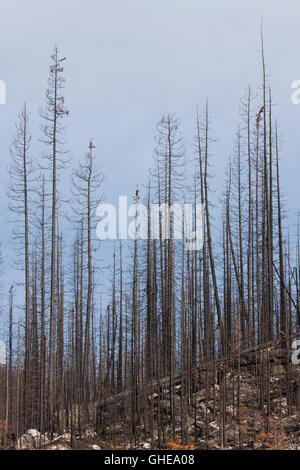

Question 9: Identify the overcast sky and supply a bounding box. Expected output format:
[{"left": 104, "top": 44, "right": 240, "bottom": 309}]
[{"left": 0, "top": 0, "right": 299, "bottom": 301}]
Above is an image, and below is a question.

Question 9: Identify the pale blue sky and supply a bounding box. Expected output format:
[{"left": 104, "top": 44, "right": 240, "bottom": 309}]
[{"left": 0, "top": 0, "right": 299, "bottom": 308}]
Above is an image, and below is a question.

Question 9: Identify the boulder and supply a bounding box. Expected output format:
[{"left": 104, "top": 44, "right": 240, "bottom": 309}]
[
  {"left": 18, "top": 429, "right": 49, "bottom": 449},
  {"left": 90, "top": 444, "right": 101, "bottom": 450}
]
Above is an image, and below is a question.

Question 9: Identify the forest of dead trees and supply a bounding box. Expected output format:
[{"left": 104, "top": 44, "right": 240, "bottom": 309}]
[{"left": 0, "top": 34, "right": 299, "bottom": 450}]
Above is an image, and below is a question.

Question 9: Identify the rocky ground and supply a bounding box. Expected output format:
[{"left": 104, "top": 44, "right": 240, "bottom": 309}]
[{"left": 13, "top": 365, "right": 300, "bottom": 450}]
